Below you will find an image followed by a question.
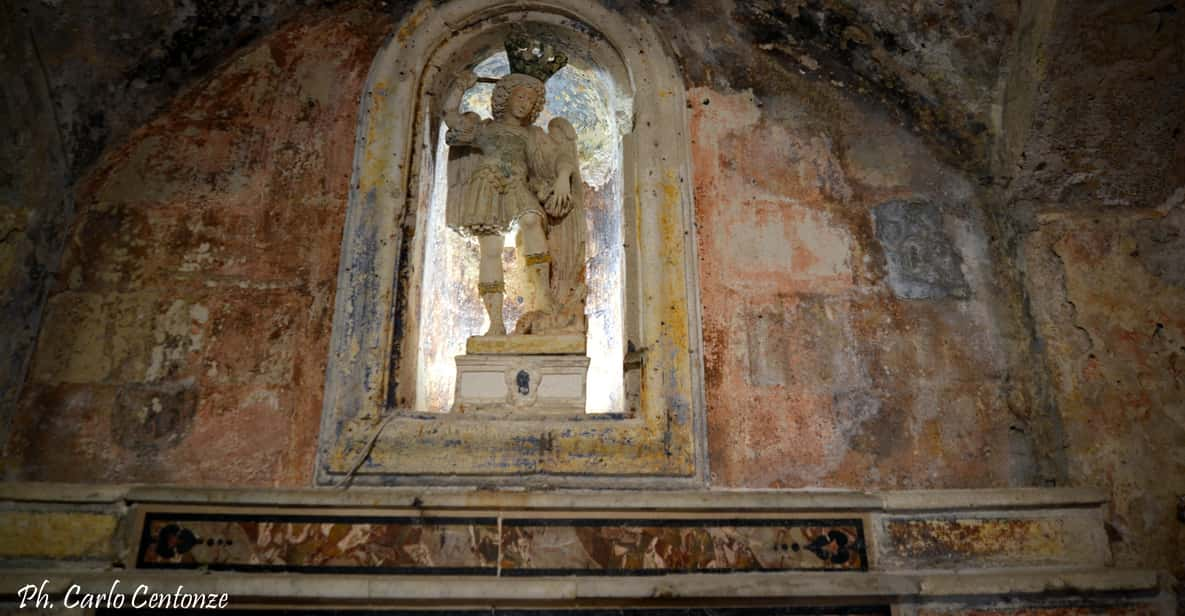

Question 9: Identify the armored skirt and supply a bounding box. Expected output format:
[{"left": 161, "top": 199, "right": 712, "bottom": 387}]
[{"left": 445, "top": 120, "right": 546, "bottom": 237}]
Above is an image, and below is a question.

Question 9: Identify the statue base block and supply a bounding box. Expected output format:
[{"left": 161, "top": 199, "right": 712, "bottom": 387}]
[
  {"left": 453, "top": 353, "right": 589, "bottom": 417},
  {"left": 466, "top": 334, "right": 585, "bottom": 355}
]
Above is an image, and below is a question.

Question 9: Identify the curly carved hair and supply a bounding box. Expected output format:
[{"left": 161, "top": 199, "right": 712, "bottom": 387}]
[{"left": 491, "top": 73, "right": 546, "bottom": 125}]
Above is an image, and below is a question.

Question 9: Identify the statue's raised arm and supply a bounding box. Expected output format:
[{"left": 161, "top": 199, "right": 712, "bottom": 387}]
[{"left": 442, "top": 70, "right": 479, "bottom": 133}]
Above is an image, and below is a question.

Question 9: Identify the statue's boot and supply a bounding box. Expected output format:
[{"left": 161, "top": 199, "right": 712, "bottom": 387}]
[
  {"left": 526, "top": 253, "right": 555, "bottom": 314},
  {"left": 480, "top": 287, "right": 506, "bottom": 336}
]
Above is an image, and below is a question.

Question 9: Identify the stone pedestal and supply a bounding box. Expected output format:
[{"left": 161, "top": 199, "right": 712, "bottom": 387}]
[
  {"left": 453, "top": 335, "right": 589, "bottom": 417},
  {"left": 465, "top": 334, "right": 585, "bottom": 355}
]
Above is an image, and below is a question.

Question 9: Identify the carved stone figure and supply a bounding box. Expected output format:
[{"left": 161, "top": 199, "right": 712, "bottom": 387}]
[{"left": 442, "top": 30, "right": 587, "bottom": 339}]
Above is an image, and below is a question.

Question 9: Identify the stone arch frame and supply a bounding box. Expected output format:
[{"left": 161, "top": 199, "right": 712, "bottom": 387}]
[{"left": 316, "top": 0, "right": 707, "bottom": 486}]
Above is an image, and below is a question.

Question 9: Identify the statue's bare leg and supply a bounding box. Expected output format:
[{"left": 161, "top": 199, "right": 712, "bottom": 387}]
[
  {"left": 477, "top": 234, "right": 506, "bottom": 336},
  {"left": 519, "top": 212, "right": 554, "bottom": 313}
]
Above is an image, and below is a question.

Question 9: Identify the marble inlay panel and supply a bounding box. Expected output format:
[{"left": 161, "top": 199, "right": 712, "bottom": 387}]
[
  {"left": 137, "top": 512, "right": 499, "bottom": 574},
  {"left": 875, "top": 513, "right": 1104, "bottom": 569},
  {"left": 500, "top": 518, "right": 867, "bottom": 574},
  {"left": 917, "top": 608, "right": 1156, "bottom": 615}
]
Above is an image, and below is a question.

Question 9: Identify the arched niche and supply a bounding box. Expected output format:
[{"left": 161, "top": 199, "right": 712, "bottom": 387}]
[{"left": 316, "top": 0, "right": 706, "bottom": 486}]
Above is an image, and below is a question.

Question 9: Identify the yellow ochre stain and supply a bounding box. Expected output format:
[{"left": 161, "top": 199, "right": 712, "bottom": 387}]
[
  {"left": 0, "top": 512, "right": 116, "bottom": 559},
  {"left": 396, "top": 9, "right": 427, "bottom": 43}
]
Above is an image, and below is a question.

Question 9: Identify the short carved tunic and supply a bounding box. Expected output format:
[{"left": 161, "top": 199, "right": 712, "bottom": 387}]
[{"left": 446, "top": 119, "right": 546, "bottom": 236}]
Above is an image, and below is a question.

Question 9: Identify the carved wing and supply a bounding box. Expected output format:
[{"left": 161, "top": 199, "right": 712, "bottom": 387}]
[
  {"left": 539, "top": 117, "right": 587, "bottom": 330},
  {"left": 541, "top": 117, "right": 583, "bottom": 218}
]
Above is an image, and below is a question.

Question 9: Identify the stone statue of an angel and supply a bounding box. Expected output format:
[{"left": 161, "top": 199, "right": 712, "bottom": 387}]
[{"left": 441, "top": 29, "right": 587, "bottom": 338}]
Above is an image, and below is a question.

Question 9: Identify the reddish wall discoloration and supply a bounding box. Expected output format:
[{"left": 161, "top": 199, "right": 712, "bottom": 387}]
[
  {"left": 691, "top": 87, "right": 1015, "bottom": 489},
  {"left": 1001, "top": 1, "right": 1185, "bottom": 590},
  {"left": 9, "top": 9, "right": 392, "bottom": 486},
  {"left": 1024, "top": 211, "right": 1185, "bottom": 583}
]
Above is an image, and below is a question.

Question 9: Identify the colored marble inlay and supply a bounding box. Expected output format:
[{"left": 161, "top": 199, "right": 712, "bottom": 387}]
[
  {"left": 137, "top": 513, "right": 499, "bottom": 574},
  {"left": 500, "top": 518, "right": 867, "bottom": 574},
  {"left": 880, "top": 516, "right": 1087, "bottom": 568},
  {"left": 917, "top": 608, "right": 1156, "bottom": 616}
]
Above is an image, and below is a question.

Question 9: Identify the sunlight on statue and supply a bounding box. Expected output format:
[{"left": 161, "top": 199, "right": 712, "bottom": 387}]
[{"left": 442, "top": 30, "right": 587, "bottom": 340}]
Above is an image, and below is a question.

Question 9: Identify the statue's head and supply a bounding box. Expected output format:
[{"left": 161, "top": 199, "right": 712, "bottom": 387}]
[{"left": 491, "top": 73, "right": 546, "bottom": 126}]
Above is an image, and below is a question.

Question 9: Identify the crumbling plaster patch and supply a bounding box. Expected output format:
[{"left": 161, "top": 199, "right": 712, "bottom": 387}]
[
  {"left": 993, "top": 0, "right": 1185, "bottom": 590},
  {"left": 1023, "top": 208, "right": 1185, "bottom": 578},
  {"left": 7, "top": 8, "right": 394, "bottom": 485}
]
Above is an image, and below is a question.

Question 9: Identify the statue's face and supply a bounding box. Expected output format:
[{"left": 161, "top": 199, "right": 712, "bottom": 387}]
[{"left": 508, "top": 86, "right": 536, "bottom": 122}]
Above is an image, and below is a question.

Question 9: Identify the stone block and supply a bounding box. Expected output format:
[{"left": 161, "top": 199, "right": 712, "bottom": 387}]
[
  {"left": 453, "top": 354, "right": 589, "bottom": 417},
  {"left": 0, "top": 511, "right": 116, "bottom": 560},
  {"left": 872, "top": 510, "right": 1107, "bottom": 570},
  {"left": 466, "top": 334, "right": 585, "bottom": 355},
  {"left": 915, "top": 607, "right": 1157, "bottom": 615}
]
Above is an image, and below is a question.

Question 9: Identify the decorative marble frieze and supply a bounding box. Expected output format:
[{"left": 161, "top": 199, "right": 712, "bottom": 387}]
[
  {"left": 135, "top": 510, "right": 865, "bottom": 575},
  {"left": 137, "top": 512, "right": 499, "bottom": 574},
  {"left": 5, "top": 486, "right": 1169, "bottom": 614},
  {"left": 500, "top": 518, "right": 867, "bottom": 574}
]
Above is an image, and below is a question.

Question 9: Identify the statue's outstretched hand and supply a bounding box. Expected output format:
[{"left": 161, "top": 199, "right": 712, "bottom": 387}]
[{"left": 549, "top": 177, "right": 572, "bottom": 217}]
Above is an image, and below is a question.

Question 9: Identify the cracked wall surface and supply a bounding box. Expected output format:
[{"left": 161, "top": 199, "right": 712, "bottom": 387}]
[{"left": 1000, "top": 0, "right": 1185, "bottom": 598}]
